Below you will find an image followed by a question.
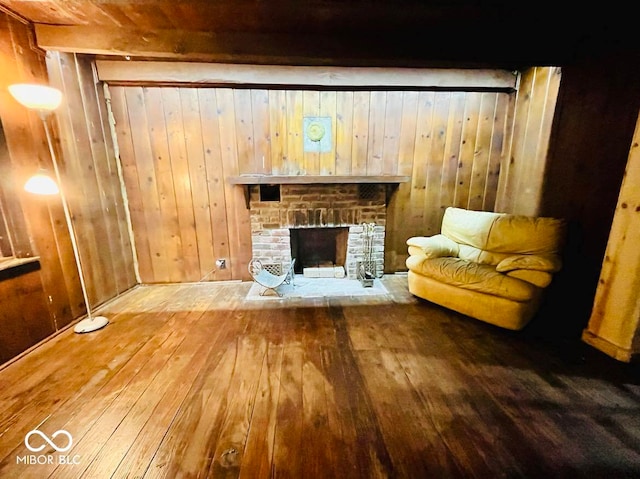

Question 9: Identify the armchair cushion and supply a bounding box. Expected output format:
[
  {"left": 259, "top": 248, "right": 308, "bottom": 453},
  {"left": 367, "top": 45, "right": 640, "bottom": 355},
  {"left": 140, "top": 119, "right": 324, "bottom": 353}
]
[
  {"left": 406, "top": 234, "right": 460, "bottom": 258},
  {"left": 406, "top": 256, "right": 537, "bottom": 301},
  {"left": 495, "top": 254, "right": 563, "bottom": 273}
]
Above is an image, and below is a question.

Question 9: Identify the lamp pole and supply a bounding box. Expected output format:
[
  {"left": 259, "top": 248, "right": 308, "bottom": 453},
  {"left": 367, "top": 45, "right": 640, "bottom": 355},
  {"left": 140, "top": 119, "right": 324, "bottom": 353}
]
[
  {"left": 10, "top": 83, "right": 108, "bottom": 333},
  {"left": 41, "top": 114, "right": 108, "bottom": 332}
]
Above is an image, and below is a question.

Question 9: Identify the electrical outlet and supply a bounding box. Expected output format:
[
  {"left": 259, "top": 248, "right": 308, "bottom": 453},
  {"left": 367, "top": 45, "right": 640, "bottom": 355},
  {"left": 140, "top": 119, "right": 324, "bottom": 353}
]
[{"left": 215, "top": 259, "right": 226, "bottom": 269}]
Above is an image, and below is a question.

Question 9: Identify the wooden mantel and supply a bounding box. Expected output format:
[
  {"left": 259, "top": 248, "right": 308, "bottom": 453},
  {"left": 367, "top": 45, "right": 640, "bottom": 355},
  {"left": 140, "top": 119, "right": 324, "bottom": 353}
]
[
  {"left": 228, "top": 175, "right": 410, "bottom": 185},
  {"left": 228, "top": 175, "right": 410, "bottom": 208}
]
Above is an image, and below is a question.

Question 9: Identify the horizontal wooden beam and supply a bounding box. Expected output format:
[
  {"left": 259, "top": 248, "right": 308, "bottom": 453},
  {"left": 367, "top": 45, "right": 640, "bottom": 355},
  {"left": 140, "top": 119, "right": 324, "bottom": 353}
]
[
  {"left": 35, "top": 25, "right": 336, "bottom": 63},
  {"left": 94, "top": 61, "right": 517, "bottom": 89},
  {"left": 228, "top": 175, "right": 410, "bottom": 185},
  {"left": 34, "top": 24, "right": 528, "bottom": 74}
]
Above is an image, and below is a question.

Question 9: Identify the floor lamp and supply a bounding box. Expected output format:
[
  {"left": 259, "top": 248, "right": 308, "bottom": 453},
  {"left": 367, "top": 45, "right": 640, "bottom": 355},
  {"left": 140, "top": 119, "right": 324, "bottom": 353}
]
[{"left": 9, "top": 83, "right": 109, "bottom": 334}]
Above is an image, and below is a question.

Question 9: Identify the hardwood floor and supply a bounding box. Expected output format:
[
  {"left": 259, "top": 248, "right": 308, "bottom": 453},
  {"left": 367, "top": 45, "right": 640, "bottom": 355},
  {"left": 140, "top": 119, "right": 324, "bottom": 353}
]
[{"left": 0, "top": 275, "right": 639, "bottom": 478}]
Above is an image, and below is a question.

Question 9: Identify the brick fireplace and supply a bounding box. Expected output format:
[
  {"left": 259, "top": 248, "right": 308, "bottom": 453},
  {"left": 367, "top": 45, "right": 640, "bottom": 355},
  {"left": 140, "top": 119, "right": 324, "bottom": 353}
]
[{"left": 248, "top": 183, "right": 387, "bottom": 279}]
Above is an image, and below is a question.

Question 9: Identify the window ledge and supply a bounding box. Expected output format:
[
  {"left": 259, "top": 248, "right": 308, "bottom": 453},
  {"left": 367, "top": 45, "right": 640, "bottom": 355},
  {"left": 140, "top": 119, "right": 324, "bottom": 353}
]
[{"left": 0, "top": 256, "right": 41, "bottom": 280}]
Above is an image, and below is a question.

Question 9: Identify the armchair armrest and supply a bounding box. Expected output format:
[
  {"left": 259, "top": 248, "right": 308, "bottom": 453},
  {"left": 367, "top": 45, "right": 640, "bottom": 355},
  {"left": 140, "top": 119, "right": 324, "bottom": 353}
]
[
  {"left": 505, "top": 269, "right": 553, "bottom": 288},
  {"left": 407, "top": 234, "right": 460, "bottom": 259},
  {"left": 496, "top": 254, "right": 562, "bottom": 273}
]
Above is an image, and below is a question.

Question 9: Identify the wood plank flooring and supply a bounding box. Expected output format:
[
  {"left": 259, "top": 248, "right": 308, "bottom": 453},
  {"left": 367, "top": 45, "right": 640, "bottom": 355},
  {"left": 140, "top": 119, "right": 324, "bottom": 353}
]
[{"left": 0, "top": 275, "right": 639, "bottom": 478}]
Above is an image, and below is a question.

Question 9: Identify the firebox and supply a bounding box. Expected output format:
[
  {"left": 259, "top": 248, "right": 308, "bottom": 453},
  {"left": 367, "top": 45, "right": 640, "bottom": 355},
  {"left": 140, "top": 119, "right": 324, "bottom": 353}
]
[{"left": 290, "top": 227, "right": 348, "bottom": 274}]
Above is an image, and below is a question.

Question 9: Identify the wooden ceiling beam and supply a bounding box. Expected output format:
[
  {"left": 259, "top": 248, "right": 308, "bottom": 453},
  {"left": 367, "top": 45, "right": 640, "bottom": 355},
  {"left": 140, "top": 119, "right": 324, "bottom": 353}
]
[
  {"left": 34, "top": 24, "right": 555, "bottom": 70},
  {"left": 34, "top": 25, "right": 411, "bottom": 64},
  {"left": 95, "top": 60, "right": 517, "bottom": 89}
]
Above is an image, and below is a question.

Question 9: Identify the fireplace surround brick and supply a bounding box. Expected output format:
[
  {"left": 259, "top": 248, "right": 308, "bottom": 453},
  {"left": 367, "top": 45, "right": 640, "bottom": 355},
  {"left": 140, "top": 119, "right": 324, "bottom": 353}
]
[{"left": 249, "top": 184, "right": 386, "bottom": 278}]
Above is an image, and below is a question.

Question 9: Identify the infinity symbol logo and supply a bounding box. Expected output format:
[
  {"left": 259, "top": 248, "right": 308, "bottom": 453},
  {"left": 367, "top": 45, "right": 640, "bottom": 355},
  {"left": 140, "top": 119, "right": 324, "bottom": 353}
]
[{"left": 25, "top": 428, "right": 73, "bottom": 453}]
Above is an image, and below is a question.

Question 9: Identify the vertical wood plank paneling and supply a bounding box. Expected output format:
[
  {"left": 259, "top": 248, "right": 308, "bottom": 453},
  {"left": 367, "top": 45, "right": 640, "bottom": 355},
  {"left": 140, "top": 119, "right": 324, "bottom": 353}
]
[
  {"left": 0, "top": 125, "right": 30, "bottom": 257},
  {"left": 198, "top": 88, "right": 232, "bottom": 281},
  {"left": 51, "top": 53, "right": 113, "bottom": 305},
  {"left": 286, "top": 90, "right": 303, "bottom": 175},
  {"left": 351, "top": 91, "right": 370, "bottom": 175},
  {"left": 1, "top": 12, "right": 138, "bottom": 363},
  {"left": 467, "top": 93, "right": 497, "bottom": 210},
  {"left": 397, "top": 91, "right": 419, "bottom": 176},
  {"left": 454, "top": 92, "right": 481, "bottom": 208},
  {"left": 126, "top": 87, "right": 169, "bottom": 282},
  {"left": 217, "top": 88, "right": 251, "bottom": 279},
  {"left": 109, "top": 86, "right": 154, "bottom": 282},
  {"left": 438, "top": 92, "right": 464, "bottom": 215},
  {"left": 0, "top": 22, "right": 37, "bottom": 259},
  {"left": 382, "top": 91, "right": 403, "bottom": 175},
  {"left": 163, "top": 87, "right": 200, "bottom": 281},
  {"left": 367, "top": 91, "right": 387, "bottom": 175},
  {"left": 111, "top": 83, "right": 517, "bottom": 280},
  {"left": 76, "top": 54, "right": 134, "bottom": 293},
  {"left": 0, "top": 15, "right": 78, "bottom": 328},
  {"left": 420, "top": 92, "right": 444, "bottom": 235},
  {"left": 495, "top": 67, "right": 559, "bottom": 216},
  {"left": 515, "top": 67, "right": 559, "bottom": 216},
  {"left": 45, "top": 53, "right": 137, "bottom": 315},
  {"left": 268, "top": 90, "right": 287, "bottom": 175},
  {"left": 534, "top": 68, "right": 561, "bottom": 215},
  {"left": 95, "top": 73, "right": 137, "bottom": 291},
  {"left": 320, "top": 91, "right": 337, "bottom": 175},
  {"left": 142, "top": 87, "right": 180, "bottom": 283},
  {"left": 180, "top": 88, "right": 215, "bottom": 280},
  {"left": 483, "top": 93, "right": 511, "bottom": 210},
  {"left": 498, "top": 71, "right": 533, "bottom": 212},
  {"left": 335, "top": 91, "right": 353, "bottom": 176},
  {"left": 234, "top": 89, "right": 255, "bottom": 175},
  {"left": 302, "top": 90, "right": 320, "bottom": 175},
  {"left": 73, "top": 54, "right": 126, "bottom": 298},
  {"left": 514, "top": 68, "right": 548, "bottom": 214},
  {"left": 384, "top": 91, "right": 418, "bottom": 269},
  {"left": 251, "top": 89, "right": 271, "bottom": 174},
  {"left": 410, "top": 91, "right": 435, "bottom": 230}
]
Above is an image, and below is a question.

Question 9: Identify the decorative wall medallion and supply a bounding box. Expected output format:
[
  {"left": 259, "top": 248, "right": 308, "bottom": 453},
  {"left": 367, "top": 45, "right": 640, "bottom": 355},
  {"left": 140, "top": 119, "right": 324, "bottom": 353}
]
[
  {"left": 306, "top": 121, "right": 326, "bottom": 141},
  {"left": 303, "top": 116, "right": 332, "bottom": 152}
]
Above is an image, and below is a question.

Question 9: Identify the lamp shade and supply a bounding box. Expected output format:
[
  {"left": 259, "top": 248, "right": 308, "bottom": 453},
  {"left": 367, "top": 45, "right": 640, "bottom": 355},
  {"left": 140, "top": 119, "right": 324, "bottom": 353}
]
[
  {"left": 24, "top": 171, "right": 59, "bottom": 195},
  {"left": 8, "top": 84, "right": 62, "bottom": 112}
]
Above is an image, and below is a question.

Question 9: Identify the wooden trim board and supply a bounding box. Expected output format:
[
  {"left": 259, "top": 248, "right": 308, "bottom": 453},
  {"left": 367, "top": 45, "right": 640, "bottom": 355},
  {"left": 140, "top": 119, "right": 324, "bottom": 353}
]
[{"left": 94, "top": 60, "right": 518, "bottom": 90}]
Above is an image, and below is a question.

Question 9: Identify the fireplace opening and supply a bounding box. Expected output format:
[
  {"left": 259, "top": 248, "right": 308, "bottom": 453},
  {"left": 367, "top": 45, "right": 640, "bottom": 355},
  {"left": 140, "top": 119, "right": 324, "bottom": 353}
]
[{"left": 290, "top": 227, "right": 348, "bottom": 274}]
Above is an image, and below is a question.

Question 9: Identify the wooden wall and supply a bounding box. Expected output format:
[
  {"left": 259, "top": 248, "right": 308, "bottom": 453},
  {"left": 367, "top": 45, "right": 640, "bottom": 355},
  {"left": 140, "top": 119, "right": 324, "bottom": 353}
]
[
  {"left": 0, "top": 12, "right": 136, "bottom": 365},
  {"left": 386, "top": 90, "right": 513, "bottom": 270},
  {"left": 0, "top": 10, "right": 74, "bottom": 335},
  {"left": 496, "top": 66, "right": 562, "bottom": 215},
  {"left": 108, "top": 83, "right": 515, "bottom": 281},
  {"left": 582, "top": 108, "right": 640, "bottom": 361},
  {"left": 46, "top": 51, "right": 137, "bottom": 307},
  {"left": 536, "top": 52, "right": 640, "bottom": 338},
  {"left": 108, "top": 86, "right": 243, "bottom": 282},
  {"left": 0, "top": 263, "right": 51, "bottom": 364}
]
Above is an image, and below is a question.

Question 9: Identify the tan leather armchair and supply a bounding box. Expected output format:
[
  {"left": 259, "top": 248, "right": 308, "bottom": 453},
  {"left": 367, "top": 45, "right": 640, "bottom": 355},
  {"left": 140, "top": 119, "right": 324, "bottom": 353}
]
[{"left": 406, "top": 207, "right": 566, "bottom": 330}]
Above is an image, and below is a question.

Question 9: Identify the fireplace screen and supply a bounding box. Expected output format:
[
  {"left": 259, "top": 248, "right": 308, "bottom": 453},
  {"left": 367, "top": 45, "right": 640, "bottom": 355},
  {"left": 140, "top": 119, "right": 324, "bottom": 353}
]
[{"left": 290, "top": 227, "right": 348, "bottom": 274}]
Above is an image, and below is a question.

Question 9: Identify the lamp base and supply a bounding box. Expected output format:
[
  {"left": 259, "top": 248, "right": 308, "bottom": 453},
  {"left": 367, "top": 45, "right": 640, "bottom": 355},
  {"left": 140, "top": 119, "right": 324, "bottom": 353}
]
[{"left": 74, "top": 316, "right": 109, "bottom": 334}]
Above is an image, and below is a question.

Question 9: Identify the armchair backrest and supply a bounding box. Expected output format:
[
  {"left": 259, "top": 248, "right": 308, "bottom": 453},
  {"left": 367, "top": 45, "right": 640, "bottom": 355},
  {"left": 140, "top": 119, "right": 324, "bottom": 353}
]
[{"left": 440, "top": 207, "right": 566, "bottom": 265}]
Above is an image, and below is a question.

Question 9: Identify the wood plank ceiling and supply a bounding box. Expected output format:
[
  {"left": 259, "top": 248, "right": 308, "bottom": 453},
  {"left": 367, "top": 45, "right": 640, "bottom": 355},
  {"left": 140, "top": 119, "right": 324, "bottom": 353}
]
[{"left": 0, "top": 0, "right": 633, "bottom": 68}]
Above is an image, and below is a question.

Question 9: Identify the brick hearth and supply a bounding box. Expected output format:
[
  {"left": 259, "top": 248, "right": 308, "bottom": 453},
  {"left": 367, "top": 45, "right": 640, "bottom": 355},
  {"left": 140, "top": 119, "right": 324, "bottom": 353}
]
[{"left": 249, "top": 184, "right": 386, "bottom": 279}]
